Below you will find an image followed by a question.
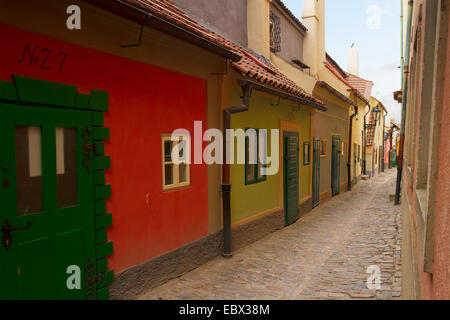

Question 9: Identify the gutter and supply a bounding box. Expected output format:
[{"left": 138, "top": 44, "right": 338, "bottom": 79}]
[
  {"left": 395, "top": 0, "right": 414, "bottom": 205},
  {"left": 237, "top": 79, "right": 327, "bottom": 111},
  {"left": 86, "top": 0, "right": 241, "bottom": 62},
  {"left": 221, "top": 82, "right": 252, "bottom": 257}
]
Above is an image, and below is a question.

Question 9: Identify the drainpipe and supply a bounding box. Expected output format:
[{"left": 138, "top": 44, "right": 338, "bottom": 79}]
[
  {"left": 395, "top": 0, "right": 414, "bottom": 205},
  {"left": 221, "top": 83, "right": 252, "bottom": 258},
  {"left": 363, "top": 104, "right": 372, "bottom": 175},
  {"left": 347, "top": 92, "right": 358, "bottom": 190}
]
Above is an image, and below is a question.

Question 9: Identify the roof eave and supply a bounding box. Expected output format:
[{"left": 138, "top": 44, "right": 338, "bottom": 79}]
[
  {"left": 238, "top": 79, "right": 326, "bottom": 111},
  {"left": 85, "top": 0, "right": 241, "bottom": 62}
]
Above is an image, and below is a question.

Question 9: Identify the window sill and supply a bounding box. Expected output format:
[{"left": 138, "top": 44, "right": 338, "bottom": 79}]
[{"left": 162, "top": 184, "right": 191, "bottom": 192}]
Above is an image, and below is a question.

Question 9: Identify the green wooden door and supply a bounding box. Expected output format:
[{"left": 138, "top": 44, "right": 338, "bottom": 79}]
[
  {"left": 312, "top": 138, "right": 320, "bottom": 208},
  {"left": 331, "top": 136, "right": 341, "bottom": 196},
  {"left": 0, "top": 104, "right": 96, "bottom": 299},
  {"left": 284, "top": 132, "right": 299, "bottom": 226}
]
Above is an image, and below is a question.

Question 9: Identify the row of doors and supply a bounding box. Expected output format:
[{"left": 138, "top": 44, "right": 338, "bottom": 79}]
[
  {"left": 284, "top": 133, "right": 343, "bottom": 223},
  {"left": 312, "top": 136, "right": 342, "bottom": 208}
]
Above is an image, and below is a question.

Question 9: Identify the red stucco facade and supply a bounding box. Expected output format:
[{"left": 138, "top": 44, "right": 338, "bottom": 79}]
[{"left": 0, "top": 23, "right": 209, "bottom": 274}]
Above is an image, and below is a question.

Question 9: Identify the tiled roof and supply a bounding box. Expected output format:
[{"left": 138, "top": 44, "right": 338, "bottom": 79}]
[
  {"left": 346, "top": 73, "right": 374, "bottom": 100},
  {"left": 272, "top": 0, "right": 308, "bottom": 33},
  {"left": 117, "top": 0, "right": 323, "bottom": 107}
]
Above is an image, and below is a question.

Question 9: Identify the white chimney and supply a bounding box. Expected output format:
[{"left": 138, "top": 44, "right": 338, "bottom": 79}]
[
  {"left": 302, "top": 0, "right": 326, "bottom": 76},
  {"left": 348, "top": 43, "right": 359, "bottom": 75}
]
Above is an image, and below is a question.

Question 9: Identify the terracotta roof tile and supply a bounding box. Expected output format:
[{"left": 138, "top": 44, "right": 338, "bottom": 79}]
[
  {"left": 119, "top": 0, "right": 323, "bottom": 106},
  {"left": 346, "top": 73, "right": 374, "bottom": 100}
]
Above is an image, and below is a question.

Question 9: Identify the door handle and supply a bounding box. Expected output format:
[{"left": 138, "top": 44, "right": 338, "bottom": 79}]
[{"left": 1, "top": 219, "right": 33, "bottom": 251}]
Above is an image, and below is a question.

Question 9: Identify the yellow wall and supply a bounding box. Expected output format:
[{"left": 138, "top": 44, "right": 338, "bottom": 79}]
[{"left": 229, "top": 87, "right": 311, "bottom": 225}]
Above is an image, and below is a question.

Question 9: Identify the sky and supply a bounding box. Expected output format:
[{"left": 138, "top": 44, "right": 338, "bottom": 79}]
[{"left": 282, "top": 0, "right": 402, "bottom": 123}]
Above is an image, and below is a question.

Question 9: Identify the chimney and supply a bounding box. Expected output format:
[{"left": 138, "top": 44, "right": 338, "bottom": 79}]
[
  {"left": 247, "top": 0, "right": 271, "bottom": 58},
  {"left": 302, "top": 0, "right": 326, "bottom": 76},
  {"left": 348, "top": 43, "right": 359, "bottom": 75}
]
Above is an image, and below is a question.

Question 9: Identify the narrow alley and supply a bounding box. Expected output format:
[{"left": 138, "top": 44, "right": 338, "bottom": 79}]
[{"left": 139, "top": 169, "right": 402, "bottom": 300}]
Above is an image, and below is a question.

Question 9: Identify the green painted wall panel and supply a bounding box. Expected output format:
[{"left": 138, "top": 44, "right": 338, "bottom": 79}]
[
  {"left": 93, "top": 127, "right": 110, "bottom": 141},
  {"left": 96, "top": 229, "right": 108, "bottom": 245},
  {"left": 0, "top": 81, "right": 18, "bottom": 101},
  {"left": 94, "top": 142, "right": 105, "bottom": 155},
  {"left": 94, "top": 200, "right": 107, "bottom": 215},
  {"left": 97, "top": 286, "right": 110, "bottom": 300},
  {"left": 92, "top": 111, "right": 104, "bottom": 126},
  {"left": 94, "top": 170, "right": 106, "bottom": 186},
  {"left": 13, "top": 75, "right": 77, "bottom": 107},
  {"left": 75, "top": 94, "right": 90, "bottom": 109},
  {"left": 89, "top": 90, "right": 109, "bottom": 111},
  {"left": 94, "top": 156, "right": 111, "bottom": 170},
  {"left": 98, "top": 270, "right": 114, "bottom": 288},
  {"left": 95, "top": 185, "right": 111, "bottom": 200},
  {"left": 96, "top": 242, "right": 114, "bottom": 259},
  {"left": 96, "top": 213, "right": 113, "bottom": 230}
]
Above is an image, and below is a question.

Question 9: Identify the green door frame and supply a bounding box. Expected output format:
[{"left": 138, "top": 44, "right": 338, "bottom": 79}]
[
  {"left": 0, "top": 75, "right": 113, "bottom": 300},
  {"left": 283, "top": 131, "right": 299, "bottom": 226}
]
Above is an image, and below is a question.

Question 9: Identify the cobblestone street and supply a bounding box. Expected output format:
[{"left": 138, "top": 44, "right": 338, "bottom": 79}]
[{"left": 138, "top": 169, "right": 402, "bottom": 300}]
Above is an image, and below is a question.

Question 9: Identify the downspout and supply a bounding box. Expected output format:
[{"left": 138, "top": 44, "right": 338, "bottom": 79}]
[
  {"left": 347, "top": 92, "right": 358, "bottom": 190},
  {"left": 221, "top": 83, "right": 252, "bottom": 257},
  {"left": 363, "top": 104, "right": 372, "bottom": 175},
  {"left": 382, "top": 110, "right": 387, "bottom": 172},
  {"left": 395, "top": 0, "right": 414, "bottom": 205}
]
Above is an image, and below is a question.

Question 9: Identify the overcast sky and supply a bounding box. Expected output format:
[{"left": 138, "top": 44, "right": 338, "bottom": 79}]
[{"left": 282, "top": 0, "right": 402, "bottom": 123}]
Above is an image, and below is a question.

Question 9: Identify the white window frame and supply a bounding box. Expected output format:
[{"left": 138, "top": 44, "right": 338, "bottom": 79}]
[{"left": 161, "top": 133, "right": 191, "bottom": 191}]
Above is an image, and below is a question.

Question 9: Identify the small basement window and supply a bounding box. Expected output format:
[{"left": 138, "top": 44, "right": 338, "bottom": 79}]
[{"left": 162, "top": 134, "right": 190, "bottom": 191}]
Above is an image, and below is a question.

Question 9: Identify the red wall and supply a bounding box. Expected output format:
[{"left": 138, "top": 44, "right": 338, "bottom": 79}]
[{"left": 0, "top": 24, "right": 209, "bottom": 273}]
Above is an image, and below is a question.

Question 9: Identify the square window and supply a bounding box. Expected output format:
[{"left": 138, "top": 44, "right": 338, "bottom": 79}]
[
  {"left": 162, "top": 134, "right": 191, "bottom": 190},
  {"left": 245, "top": 129, "right": 267, "bottom": 185}
]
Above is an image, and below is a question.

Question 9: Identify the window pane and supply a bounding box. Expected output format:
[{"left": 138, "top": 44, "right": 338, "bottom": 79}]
[
  {"left": 15, "top": 126, "right": 43, "bottom": 216},
  {"left": 164, "top": 164, "right": 173, "bottom": 185},
  {"left": 164, "top": 141, "right": 173, "bottom": 162},
  {"left": 56, "top": 127, "right": 78, "bottom": 209},
  {"left": 179, "top": 163, "right": 187, "bottom": 183},
  {"left": 257, "top": 163, "right": 265, "bottom": 180}
]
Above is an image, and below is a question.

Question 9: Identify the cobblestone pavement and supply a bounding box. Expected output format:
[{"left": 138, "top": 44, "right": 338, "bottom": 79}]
[{"left": 138, "top": 169, "right": 402, "bottom": 300}]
